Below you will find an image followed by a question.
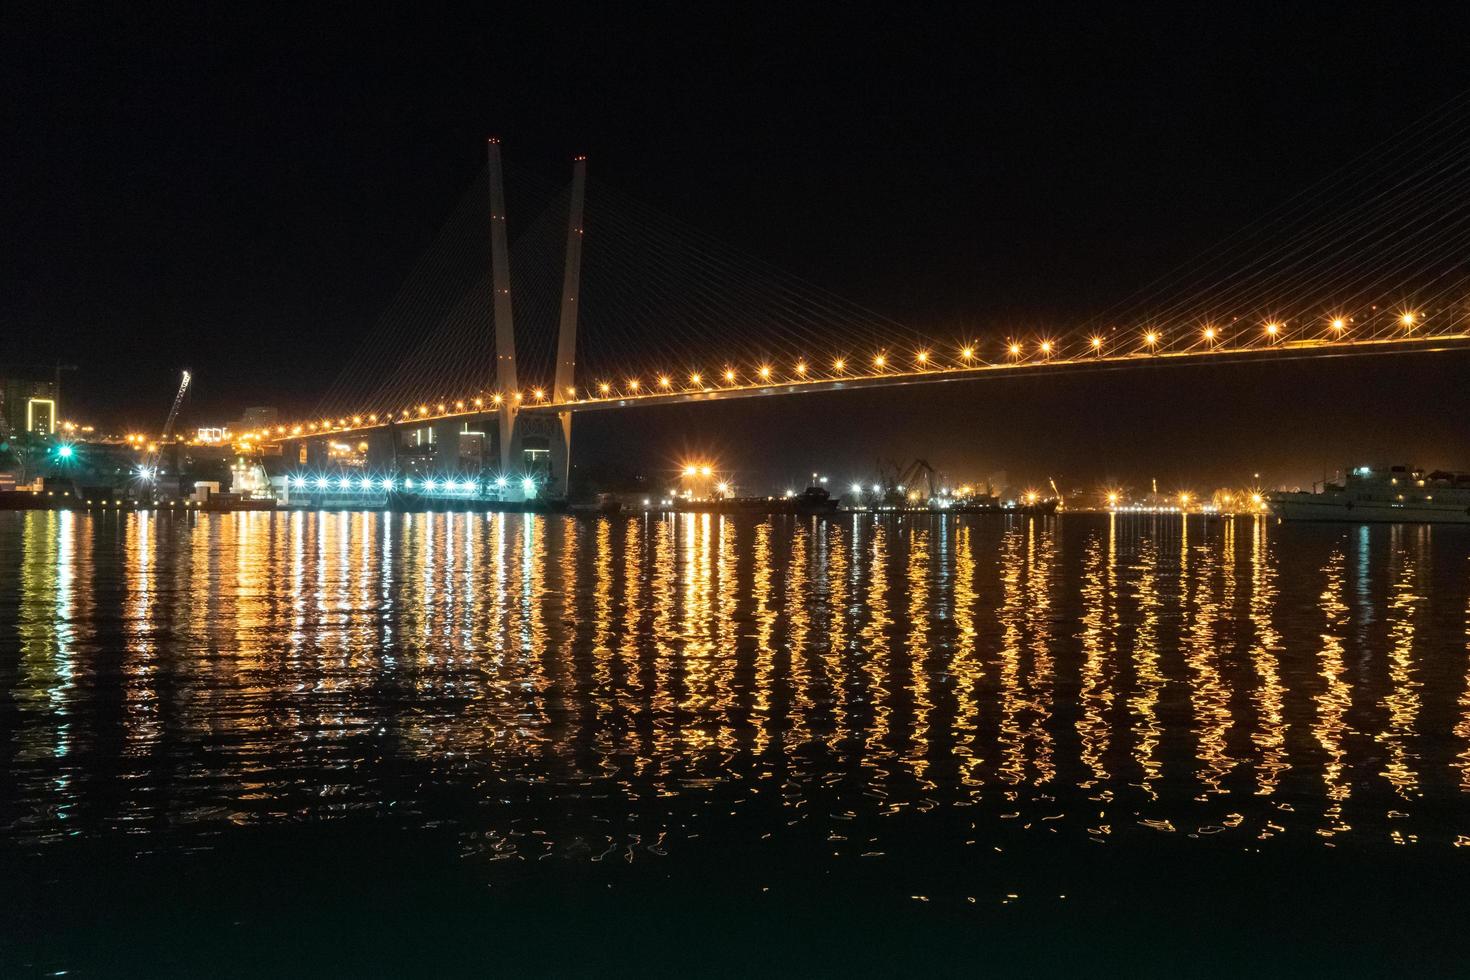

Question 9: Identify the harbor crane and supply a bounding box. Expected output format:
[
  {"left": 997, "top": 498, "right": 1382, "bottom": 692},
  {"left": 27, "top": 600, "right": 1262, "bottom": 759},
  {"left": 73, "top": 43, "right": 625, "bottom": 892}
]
[
  {"left": 879, "top": 458, "right": 940, "bottom": 506},
  {"left": 140, "top": 370, "right": 191, "bottom": 488}
]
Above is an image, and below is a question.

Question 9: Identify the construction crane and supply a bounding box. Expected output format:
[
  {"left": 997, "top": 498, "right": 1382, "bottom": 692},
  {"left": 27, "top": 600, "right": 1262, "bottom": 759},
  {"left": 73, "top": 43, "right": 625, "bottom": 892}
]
[
  {"left": 160, "top": 369, "right": 191, "bottom": 442},
  {"left": 879, "top": 458, "right": 939, "bottom": 506},
  {"left": 140, "top": 370, "right": 191, "bottom": 487},
  {"left": 1049, "top": 476, "right": 1064, "bottom": 510}
]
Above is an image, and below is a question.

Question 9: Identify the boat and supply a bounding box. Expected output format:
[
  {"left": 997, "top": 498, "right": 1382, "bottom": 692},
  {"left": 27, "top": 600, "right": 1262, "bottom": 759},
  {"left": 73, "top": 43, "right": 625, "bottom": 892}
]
[
  {"left": 949, "top": 496, "right": 1059, "bottom": 516},
  {"left": 789, "top": 484, "right": 840, "bottom": 515},
  {"left": 1270, "top": 465, "right": 1470, "bottom": 524},
  {"left": 674, "top": 485, "right": 841, "bottom": 516},
  {"left": 569, "top": 494, "right": 623, "bottom": 516}
]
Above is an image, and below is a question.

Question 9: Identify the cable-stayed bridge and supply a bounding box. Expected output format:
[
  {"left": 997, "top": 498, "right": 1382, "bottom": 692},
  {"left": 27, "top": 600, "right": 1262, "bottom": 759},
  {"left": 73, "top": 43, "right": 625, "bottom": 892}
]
[{"left": 258, "top": 104, "right": 1470, "bottom": 501}]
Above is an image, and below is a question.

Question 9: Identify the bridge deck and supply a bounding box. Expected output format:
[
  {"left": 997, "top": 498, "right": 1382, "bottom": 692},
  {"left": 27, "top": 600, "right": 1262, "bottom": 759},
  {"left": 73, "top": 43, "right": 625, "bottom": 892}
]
[{"left": 263, "top": 331, "right": 1470, "bottom": 442}]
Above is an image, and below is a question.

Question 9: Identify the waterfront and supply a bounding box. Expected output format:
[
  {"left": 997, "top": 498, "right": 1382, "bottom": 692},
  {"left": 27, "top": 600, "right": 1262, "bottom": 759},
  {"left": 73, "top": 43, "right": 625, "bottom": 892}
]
[{"left": 4, "top": 509, "right": 1470, "bottom": 974}]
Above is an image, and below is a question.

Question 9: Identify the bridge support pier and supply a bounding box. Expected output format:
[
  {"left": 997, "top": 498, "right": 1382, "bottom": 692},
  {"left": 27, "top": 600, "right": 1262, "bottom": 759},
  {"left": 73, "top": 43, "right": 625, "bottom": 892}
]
[
  {"left": 364, "top": 429, "right": 396, "bottom": 471},
  {"left": 431, "top": 418, "right": 463, "bottom": 475},
  {"left": 304, "top": 437, "right": 330, "bottom": 470},
  {"left": 506, "top": 412, "right": 566, "bottom": 499}
]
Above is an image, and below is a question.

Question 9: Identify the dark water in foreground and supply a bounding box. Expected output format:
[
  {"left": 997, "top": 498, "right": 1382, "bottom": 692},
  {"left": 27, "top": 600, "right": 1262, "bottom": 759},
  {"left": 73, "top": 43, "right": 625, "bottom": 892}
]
[{"left": 3, "top": 509, "right": 1470, "bottom": 975}]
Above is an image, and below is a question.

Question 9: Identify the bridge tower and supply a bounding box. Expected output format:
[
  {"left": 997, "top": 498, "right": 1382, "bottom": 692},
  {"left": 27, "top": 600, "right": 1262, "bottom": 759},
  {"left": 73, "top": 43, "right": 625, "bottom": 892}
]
[
  {"left": 550, "top": 155, "right": 587, "bottom": 499},
  {"left": 486, "top": 138, "right": 518, "bottom": 477}
]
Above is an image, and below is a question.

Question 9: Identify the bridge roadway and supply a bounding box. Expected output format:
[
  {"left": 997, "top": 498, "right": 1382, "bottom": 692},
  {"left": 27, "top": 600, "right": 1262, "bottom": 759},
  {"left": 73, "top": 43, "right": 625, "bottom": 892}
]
[{"left": 262, "top": 330, "right": 1470, "bottom": 442}]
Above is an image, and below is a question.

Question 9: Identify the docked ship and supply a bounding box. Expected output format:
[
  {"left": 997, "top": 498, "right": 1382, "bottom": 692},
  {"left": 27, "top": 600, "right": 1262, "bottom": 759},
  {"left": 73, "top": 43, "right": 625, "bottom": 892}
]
[
  {"left": 949, "top": 496, "right": 1059, "bottom": 516},
  {"left": 695, "top": 484, "right": 841, "bottom": 515},
  {"left": 1270, "top": 465, "right": 1470, "bottom": 524}
]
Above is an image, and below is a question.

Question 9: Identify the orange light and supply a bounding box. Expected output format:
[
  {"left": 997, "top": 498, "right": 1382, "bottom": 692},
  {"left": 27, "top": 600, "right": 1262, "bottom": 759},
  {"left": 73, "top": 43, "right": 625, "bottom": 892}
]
[
  {"left": 1400, "top": 311, "right": 1417, "bottom": 327},
  {"left": 658, "top": 375, "right": 671, "bottom": 388},
  {"left": 1203, "top": 326, "right": 1216, "bottom": 341},
  {"left": 1144, "top": 332, "right": 1158, "bottom": 346},
  {"left": 961, "top": 346, "right": 975, "bottom": 360},
  {"left": 916, "top": 350, "right": 929, "bottom": 365},
  {"left": 1090, "top": 336, "right": 1103, "bottom": 350},
  {"left": 758, "top": 365, "right": 771, "bottom": 380},
  {"left": 628, "top": 379, "right": 640, "bottom": 391},
  {"left": 492, "top": 394, "right": 503, "bottom": 405},
  {"left": 599, "top": 382, "right": 611, "bottom": 395},
  {"left": 795, "top": 361, "right": 807, "bottom": 375},
  {"left": 1330, "top": 317, "right": 1346, "bottom": 331},
  {"left": 1265, "top": 322, "right": 1280, "bottom": 337},
  {"left": 724, "top": 369, "right": 736, "bottom": 383},
  {"left": 1008, "top": 342, "right": 1021, "bottom": 356},
  {"left": 833, "top": 358, "right": 846, "bottom": 371},
  {"left": 1039, "top": 340, "right": 1053, "bottom": 355},
  {"left": 690, "top": 372, "right": 701, "bottom": 385},
  {"left": 533, "top": 388, "right": 545, "bottom": 400},
  {"left": 873, "top": 354, "right": 887, "bottom": 369}
]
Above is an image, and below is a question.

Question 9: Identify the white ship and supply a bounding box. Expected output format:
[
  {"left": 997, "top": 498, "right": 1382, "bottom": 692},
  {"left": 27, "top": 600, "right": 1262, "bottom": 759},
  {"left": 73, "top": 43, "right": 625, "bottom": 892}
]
[{"left": 1271, "top": 465, "right": 1470, "bottom": 524}]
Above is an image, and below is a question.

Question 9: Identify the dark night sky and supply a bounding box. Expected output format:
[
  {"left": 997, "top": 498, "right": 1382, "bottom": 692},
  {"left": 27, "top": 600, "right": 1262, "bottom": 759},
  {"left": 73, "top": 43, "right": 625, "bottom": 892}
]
[{"left": 4, "top": 4, "right": 1470, "bottom": 491}]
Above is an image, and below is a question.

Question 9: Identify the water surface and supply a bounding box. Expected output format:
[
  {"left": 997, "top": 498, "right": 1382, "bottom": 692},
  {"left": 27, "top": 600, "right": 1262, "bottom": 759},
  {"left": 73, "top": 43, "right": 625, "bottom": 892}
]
[{"left": 4, "top": 510, "right": 1469, "bottom": 974}]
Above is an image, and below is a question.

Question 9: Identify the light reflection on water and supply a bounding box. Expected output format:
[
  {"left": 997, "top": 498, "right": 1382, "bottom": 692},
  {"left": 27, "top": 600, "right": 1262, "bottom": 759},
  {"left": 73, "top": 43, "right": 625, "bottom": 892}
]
[{"left": 4, "top": 509, "right": 1470, "bottom": 857}]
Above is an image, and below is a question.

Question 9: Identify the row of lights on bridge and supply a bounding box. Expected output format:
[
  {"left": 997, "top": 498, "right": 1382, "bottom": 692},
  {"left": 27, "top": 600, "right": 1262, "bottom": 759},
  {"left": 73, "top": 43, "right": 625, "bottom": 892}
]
[
  {"left": 588, "top": 311, "right": 1418, "bottom": 397},
  {"left": 250, "top": 310, "right": 1426, "bottom": 441}
]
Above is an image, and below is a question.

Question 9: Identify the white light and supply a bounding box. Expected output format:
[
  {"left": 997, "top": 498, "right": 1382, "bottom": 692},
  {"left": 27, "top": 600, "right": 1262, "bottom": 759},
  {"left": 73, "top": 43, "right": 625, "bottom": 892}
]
[
  {"left": 521, "top": 477, "right": 534, "bottom": 491},
  {"left": 851, "top": 483, "right": 863, "bottom": 494},
  {"left": 379, "top": 478, "right": 394, "bottom": 491},
  {"left": 290, "top": 475, "right": 304, "bottom": 488},
  {"left": 404, "top": 478, "right": 415, "bottom": 489},
  {"left": 495, "top": 476, "right": 508, "bottom": 488},
  {"left": 358, "top": 478, "right": 371, "bottom": 491},
  {"left": 315, "top": 477, "right": 329, "bottom": 490},
  {"left": 425, "top": 478, "right": 439, "bottom": 491},
  {"left": 337, "top": 478, "right": 350, "bottom": 490}
]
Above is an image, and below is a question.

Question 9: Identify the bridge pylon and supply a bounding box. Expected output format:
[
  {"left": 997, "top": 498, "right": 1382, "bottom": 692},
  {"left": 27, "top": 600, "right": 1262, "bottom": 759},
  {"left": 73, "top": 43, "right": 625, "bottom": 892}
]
[
  {"left": 486, "top": 138, "right": 519, "bottom": 482},
  {"left": 550, "top": 155, "right": 587, "bottom": 499},
  {"left": 485, "top": 141, "right": 584, "bottom": 501}
]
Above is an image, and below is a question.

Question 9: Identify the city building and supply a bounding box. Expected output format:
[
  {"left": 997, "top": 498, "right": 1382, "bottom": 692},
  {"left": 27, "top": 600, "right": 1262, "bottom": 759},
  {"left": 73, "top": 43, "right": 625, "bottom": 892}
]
[{"left": 0, "top": 376, "right": 59, "bottom": 441}]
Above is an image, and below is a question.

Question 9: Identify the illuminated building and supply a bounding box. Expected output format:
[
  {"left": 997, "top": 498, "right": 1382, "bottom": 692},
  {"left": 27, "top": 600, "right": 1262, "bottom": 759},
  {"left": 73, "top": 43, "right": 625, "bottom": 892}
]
[{"left": 1, "top": 376, "right": 60, "bottom": 440}]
